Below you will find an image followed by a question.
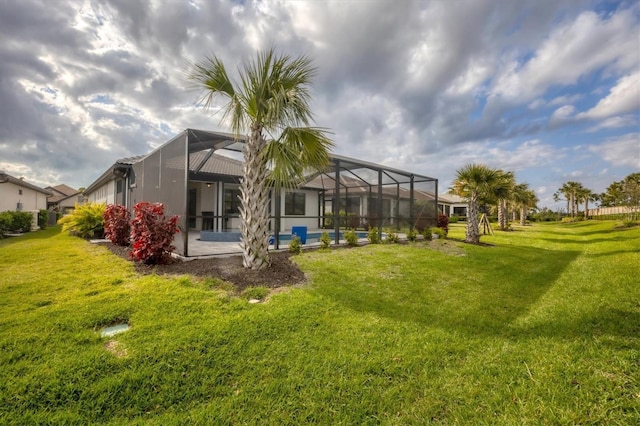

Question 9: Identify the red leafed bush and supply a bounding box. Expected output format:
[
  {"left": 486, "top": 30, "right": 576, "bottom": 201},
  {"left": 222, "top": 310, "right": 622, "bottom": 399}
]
[
  {"left": 129, "top": 202, "right": 179, "bottom": 264},
  {"left": 438, "top": 214, "right": 449, "bottom": 236},
  {"left": 103, "top": 204, "right": 131, "bottom": 246}
]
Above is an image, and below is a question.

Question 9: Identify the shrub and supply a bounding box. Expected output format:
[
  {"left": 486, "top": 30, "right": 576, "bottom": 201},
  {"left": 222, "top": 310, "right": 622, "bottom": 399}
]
[
  {"left": 368, "top": 226, "right": 380, "bottom": 244},
  {"left": 103, "top": 204, "right": 131, "bottom": 246},
  {"left": 432, "top": 227, "right": 446, "bottom": 239},
  {"left": 385, "top": 229, "right": 399, "bottom": 243},
  {"left": 288, "top": 236, "right": 302, "bottom": 254},
  {"left": 422, "top": 227, "right": 433, "bottom": 241},
  {"left": 58, "top": 203, "right": 106, "bottom": 238},
  {"left": 407, "top": 229, "right": 418, "bottom": 242},
  {"left": 438, "top": 214, "right": 449, "bottom": 235},
  {"left": 0, "top": 211, "right": 33, "bottom": 234},
  {"left": 0, "top": 212, "right": 11, "bottom": 237},
  {"left": 344, "top": 229, "right": 358, "bottom": 247},
  {"left": 449, "top": 215, "right": 459, "bottom": 224},
  {"left": 129, "top": 202, "right": 179, "bottom": 265},
  {"left": 38, "top": 209, "right": 48, "bottom": 230},
  {"left": 319, "top": 231, "right": 331, "bottom": 249}
]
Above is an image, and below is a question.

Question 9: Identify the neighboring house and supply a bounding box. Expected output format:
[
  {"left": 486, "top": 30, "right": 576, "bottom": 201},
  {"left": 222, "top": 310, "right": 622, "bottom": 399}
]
[
  {"left": 84, "top": 129, "right": 439, "bottom": 256},
  {"left": 45, "top": 184, "right": 83, "bottom": 214},
  {"left": 438, "top": 193, "right": 468, "bottom": 218},
  {"left": 0, "top": 171, "right": 51, "bottom": 229}
]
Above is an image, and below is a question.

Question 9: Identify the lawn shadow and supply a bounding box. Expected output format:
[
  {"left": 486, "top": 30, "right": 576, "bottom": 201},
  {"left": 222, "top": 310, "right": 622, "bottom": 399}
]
[{"left": 312, "top": 243, "right": 581, "bottom": 338}]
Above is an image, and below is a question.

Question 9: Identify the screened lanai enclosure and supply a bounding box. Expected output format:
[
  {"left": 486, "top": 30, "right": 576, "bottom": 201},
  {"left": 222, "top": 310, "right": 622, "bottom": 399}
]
[{"left": 127, "top": 129, "right": 438, "bottom": 257}]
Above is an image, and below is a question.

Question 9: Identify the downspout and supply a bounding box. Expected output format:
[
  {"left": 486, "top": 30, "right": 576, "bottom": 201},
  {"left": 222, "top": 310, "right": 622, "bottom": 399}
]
[
  {"left": 377, "top": 170, "right": 383, "bottom": 229},
  {"left": 334, "top": 159, "right": 340, "bottom": 245},
  {"left": 183, "top": 130, "right": 190, "bottom": 257}
]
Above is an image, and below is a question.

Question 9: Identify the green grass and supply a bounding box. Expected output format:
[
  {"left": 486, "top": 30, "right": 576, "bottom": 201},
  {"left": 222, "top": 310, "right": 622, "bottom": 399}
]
[{"left": 1, "top": 222, "right": 638, "bottom": 424}]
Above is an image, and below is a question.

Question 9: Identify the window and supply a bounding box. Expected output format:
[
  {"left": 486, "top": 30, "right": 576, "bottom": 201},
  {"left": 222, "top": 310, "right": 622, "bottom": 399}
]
[
  {"left": 285, "top": 192, "right": 306, "bottom": 215},
  {"left": 224, "top": 188, "right": 242, "bottom": 215},
  {"left": 18, "top": 189, "right": 23, "bottom": 195}
]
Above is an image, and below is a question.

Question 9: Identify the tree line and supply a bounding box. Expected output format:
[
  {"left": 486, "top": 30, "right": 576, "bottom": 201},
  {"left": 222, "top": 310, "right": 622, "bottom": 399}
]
[
  {"left": 449, "top": 164, "right": 538, "bottom": 243},
  {"left": 450, "top": 165, "right": 639, "bottom": 244},
  {"left": 554, "top": 173, "right": 640, "bottom": 219}
]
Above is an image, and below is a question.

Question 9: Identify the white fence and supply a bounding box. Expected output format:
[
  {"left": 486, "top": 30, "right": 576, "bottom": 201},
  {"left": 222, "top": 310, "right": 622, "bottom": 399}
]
[{"left": 588, "top": 206, "right": 639, "bottom": 216}]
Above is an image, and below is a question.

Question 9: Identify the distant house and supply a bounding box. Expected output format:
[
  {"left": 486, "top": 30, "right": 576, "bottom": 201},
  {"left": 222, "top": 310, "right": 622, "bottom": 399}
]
[
  {"left": 0, "top": 171, "right": 50, "bottom": 213},
  {"left": 438, "top": 193, "right": 468, "bottom": 218},
  {"left": 45, "top": 184, "right": 83, "bottom": 214},
  {"left": 84, "top": 129, "right": 439, "bottom": 256}
]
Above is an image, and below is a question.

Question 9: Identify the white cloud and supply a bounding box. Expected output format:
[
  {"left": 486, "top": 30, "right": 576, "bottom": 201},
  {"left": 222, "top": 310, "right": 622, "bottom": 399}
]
[
  {"left": 588, "top": 133, "right": 640, "bottom": 168},
  {"left": 492, "top": 8, "right": 638, "bottom": 101},
  {"left": 578, "top": 71, "right": 640, "bottom": 120},
  {"left": 586, "top": 115, "right": 638, "bottom": 132}
]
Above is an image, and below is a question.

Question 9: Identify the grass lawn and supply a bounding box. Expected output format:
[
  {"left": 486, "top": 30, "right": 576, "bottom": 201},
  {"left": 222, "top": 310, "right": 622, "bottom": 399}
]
[{"left": 1, "top": 221, "right": 638, "bottom": 424}]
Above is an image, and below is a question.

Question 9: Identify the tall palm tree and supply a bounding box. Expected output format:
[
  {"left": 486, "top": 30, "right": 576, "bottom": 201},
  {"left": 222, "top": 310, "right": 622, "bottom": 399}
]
[
  {"left": 559, "top": 181, "right": 584, "bottom": 218},
  {"left": 450, "top": 163, "right": 501, "bottom": 243},
  {"left": 577, "top": 187, "right": 598, "bottom": 220},
  {"left": 494, "top": 170, "right": 515, "bottom": 231},
  {"left": 513, "top": 183, "right": 538, "bottom": 226},
  {"left": 188, "top": 48, "right": 333, "bottom": 270}
]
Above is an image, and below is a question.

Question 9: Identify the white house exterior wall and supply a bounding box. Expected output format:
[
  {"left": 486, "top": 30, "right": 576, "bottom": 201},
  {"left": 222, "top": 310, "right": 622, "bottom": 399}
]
[
  {"left": 0, "top": 181, "right": 48, "bottom": 212},
  {"left": 86, "top": 181, "right": 116, "bottom": 205},
  {"left": 280, "top": 189, "right": 319, "bottom": 231}
]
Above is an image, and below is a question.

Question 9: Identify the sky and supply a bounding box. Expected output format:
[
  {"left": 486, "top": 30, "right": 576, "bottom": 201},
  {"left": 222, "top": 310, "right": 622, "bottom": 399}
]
[{"left": 0, "top": 0, "right": 638, "bottom": 209}]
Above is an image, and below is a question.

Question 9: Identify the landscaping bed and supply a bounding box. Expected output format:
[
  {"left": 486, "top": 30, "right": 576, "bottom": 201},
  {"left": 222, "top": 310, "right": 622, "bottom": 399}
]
[{"left": 100, "top": 242, "right": 306, "bottom": 291}]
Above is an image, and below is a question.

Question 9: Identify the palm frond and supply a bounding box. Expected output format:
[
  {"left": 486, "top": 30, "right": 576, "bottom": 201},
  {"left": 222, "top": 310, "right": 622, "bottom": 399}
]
[{"left": 263, "top": 126, "right": 334, "bottom": 189}]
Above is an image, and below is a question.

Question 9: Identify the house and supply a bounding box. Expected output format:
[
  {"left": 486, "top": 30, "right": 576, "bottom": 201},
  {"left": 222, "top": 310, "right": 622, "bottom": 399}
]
[
  {"left": 438, "top": 193, "right": 468, "bottom": 218},
  {"left": 45, "top": 184, "right": 84, "bottom": 214},
  {"left": 0, "top": 171, "right": 51, "bottom": 229},
  {"left": 84, "top": 129, "right": 439, "bottom": 256}
]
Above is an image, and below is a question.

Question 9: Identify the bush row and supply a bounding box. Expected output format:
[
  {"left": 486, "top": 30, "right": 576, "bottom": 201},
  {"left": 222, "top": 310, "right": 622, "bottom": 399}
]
[{"left": 59, "top": 202, "right": 179, "bottom": 264}]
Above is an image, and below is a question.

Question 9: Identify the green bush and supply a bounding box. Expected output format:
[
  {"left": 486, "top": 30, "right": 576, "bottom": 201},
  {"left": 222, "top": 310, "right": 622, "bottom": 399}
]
[
  {"left": 407, "top": 229, "right": 418, "bottom": 242},
  {"left": 288, "top": 236, "right": 302, "bottom": 254},
  {"left": 344, "top": 229, "right": 358, "bottom": 247},
  {"left": 38, "top": 210, "right": 48, "bottom": 230},
  {"left": 0, "top": 211, "right": 33, "bottom": 235},
  {"left": 385, "top": 229, "right": 399, "bottom": 243},
  {"left": 449, "top": 215, "right": 460, "bottom": 223},
  {"left": 422, "top": 227, "right": 433, "bottom": 241},
  {"left": 319, "top": 231, "right": 331, "bottom": 249},
  {"left": 432, "top": 227, "right": 446, "bottom": 239},
  {"left": 367, "top": 226, "right": 380, "bottom": 244},
  {"left": 58, "top": 203, "right": 106, "bottom": 238}
]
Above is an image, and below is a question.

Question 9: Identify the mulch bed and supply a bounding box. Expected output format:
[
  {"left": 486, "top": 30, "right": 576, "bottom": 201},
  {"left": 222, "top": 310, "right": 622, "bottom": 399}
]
[{"left": 99, "top": 243, "right": 306, "bottom": 292}]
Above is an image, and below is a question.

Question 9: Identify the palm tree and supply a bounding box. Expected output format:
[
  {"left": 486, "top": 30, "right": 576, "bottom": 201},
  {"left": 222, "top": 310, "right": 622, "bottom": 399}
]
[
  {"left": 513, "top": 183, "right": 538, "bottom": 225},
  {"left": 450, "top": 163, "right": 501, "bottom": 243},
  {"left": 577, "top": 187, "right": 598, "bottom": 220},
  {"left": 557, "top": 181, "right": 583, "bottom": 218},
  {"left": 188, "top": 48, "right": 333, "bottom": 270},
  {"left": 494, "top": 170, "right": 515, "bottom": 231}
]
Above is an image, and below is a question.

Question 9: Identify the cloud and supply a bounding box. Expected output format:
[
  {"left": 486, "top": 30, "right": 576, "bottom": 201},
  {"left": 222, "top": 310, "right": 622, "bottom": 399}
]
[
  {"left": 577, "top": 71, "right": 640, "bottom": 120},
  {"left": 586, "top": 115, "right": 638, "bottom": 132},
  {"left": 491, "top": 7, "right": 638, "bottom": 101},
  {"left": 588, "top": 133, "right": 640, "bottom": 168}
]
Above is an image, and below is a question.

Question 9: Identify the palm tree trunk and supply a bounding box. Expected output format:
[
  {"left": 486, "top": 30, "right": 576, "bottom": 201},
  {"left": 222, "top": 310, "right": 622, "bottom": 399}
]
[
  {"left": 498, "top": 199, "right": 508, "bottom": 230},
  {"left": 466, "top": 192, "right": 480, "bottom": 243},
  {"left": 239, "top": 125, "right": 271, "bottom": 270},
  {"left": 520, "top": 204, "right": 527, "bottom": 226}
]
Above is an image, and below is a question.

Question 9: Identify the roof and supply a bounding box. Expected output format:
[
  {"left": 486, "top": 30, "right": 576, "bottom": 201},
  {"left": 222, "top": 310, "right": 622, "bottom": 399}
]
[
  {"left": 45, "top": 184, "right": 80, "bottom": 203},
  {"left": 0, "top": 171, "right": 52, "bottom": 195},
  {"left": 438, "top": 193, "right": 467, "bottom": 204},
  {"left": 84, "top": 155, "right": 147, "bottom": 195}
]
